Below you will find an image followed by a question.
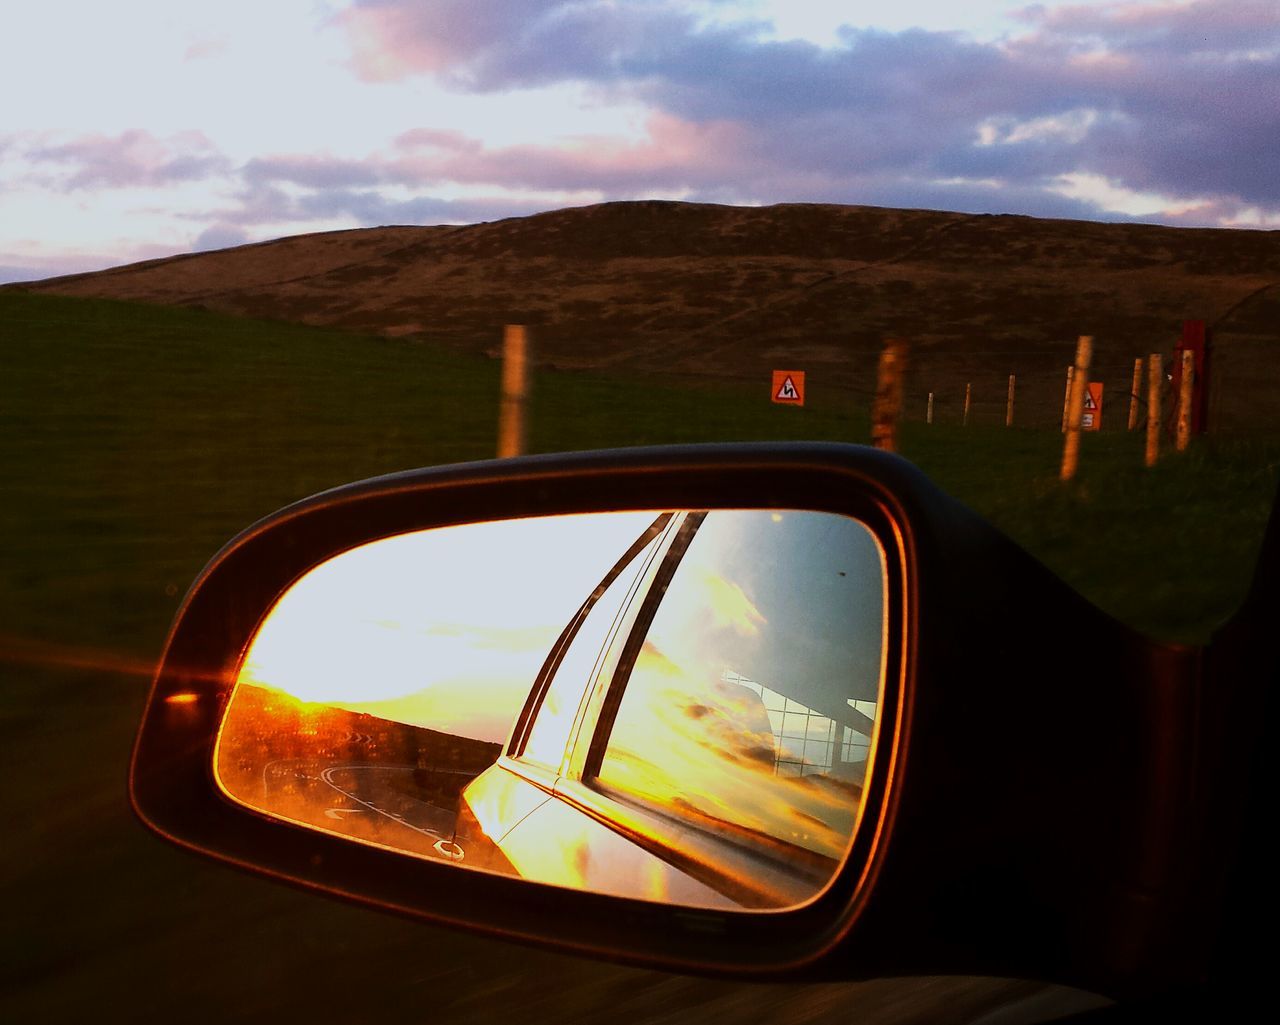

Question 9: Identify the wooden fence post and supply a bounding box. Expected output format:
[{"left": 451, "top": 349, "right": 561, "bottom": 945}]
[
  {"left": 1145, "top": 353, "right": 1162, "bottom": 467},
  {"left": 1006, "top": 374, "right": 1015, "bottom": 427},
  {"left": 872, "top": 339, "right": 907, "bottom": 453},
  {"left": 1128, "top": 358, "right": 1143, "bottom": 431},
  {"left": 497, "top": 324, "right": 530, "bottom": 458},
  {"left": 1061, "top": 365, "right": 1075, "bottom": 432},
  {"left": 1060, "top": 336, "right": 1093, "bottom": 481},
  {"left": 963, "top": 383, "right": 971, "bottom": 426},
  {"left": 1176, "top": 348, "right": 1195, "bottom": 453}
]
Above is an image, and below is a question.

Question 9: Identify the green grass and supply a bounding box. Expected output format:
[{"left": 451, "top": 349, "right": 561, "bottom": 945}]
[
  {"left": 899, "top": 423, "right": 1279, "bottom": 640},
  {"left": 2, "top": 290, "right": 1276, "bottom": 1023}
]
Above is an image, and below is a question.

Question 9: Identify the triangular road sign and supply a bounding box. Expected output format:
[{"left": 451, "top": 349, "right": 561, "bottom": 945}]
[{"left": 771, "top": 369, "right": 805, "bottom": 405}]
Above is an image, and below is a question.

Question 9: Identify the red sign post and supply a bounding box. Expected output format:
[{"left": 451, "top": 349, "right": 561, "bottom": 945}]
[{"left": 1170, "top": 320, "right": 1211, "bottom": 435}]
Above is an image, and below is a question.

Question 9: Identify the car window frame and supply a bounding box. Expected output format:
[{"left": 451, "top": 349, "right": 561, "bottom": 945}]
[
  {"left": 574, "top": 509, "right": 886, "bottom": 890},
  {"left": 491, "top": 504, "right": 893, "bottom": 909},
  {"left": 545, "top": 507, "right": 841, "bottom": 907},
  {"left": 506, "top": 511, "right": 677, "bottom": 773}
]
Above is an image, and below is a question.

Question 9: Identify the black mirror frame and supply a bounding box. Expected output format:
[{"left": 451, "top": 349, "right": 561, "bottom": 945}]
[
  {"left": 131, "top": 441, "right": 1224, "bottom": 995},
  {"left": 131, "top": 442, "right": 918, "bottom": 977}
]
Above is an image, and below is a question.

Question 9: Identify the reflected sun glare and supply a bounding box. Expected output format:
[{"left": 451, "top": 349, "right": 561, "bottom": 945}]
[{"left": 237, "top": 511, "right": 662, "bottom": 743}]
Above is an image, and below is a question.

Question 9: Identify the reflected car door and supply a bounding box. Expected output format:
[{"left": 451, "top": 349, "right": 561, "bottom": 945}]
[
  {"left": 561, "top": 509, "right": 882, "bottom": 908},
  {"left": 453, "top": 513, "right": 678, "bottom": 878},
  {"left": 458, "top": 509, "right": 885, "bottom": 911}
]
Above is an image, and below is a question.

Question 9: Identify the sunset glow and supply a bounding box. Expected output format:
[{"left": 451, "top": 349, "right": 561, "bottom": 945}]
[
  {"left": 236, "top": 511, "right": 662, "bottom": 742},
  {"left": 596, "top": 510, "right": 884, "bottom": 862},
  {"left": 213, "top": 507, "right": 888, "bottom": 909},
  {"left": 5, "top": 1, "right": 1276, "bottom": 281}
]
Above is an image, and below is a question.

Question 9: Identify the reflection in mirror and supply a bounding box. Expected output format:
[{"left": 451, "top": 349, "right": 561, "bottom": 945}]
[{"left": 216, "top": 509, "right": 887, "bottom": 910}]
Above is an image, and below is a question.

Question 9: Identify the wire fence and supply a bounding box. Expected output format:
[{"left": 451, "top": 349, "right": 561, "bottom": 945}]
[{"left": 824, "top": 337, "right": 1279, "bottom": 436}]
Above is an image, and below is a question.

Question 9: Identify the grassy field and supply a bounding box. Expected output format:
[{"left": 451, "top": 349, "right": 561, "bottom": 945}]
[{"left": 2, "top": 291, "right": 1276, "bottom": 1024}]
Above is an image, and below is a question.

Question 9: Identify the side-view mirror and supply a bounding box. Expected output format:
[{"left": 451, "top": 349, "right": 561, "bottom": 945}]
[
  {"left": 130, "top": 442, "right": 1272, "bottom": 1000},
  {"left": 216, "top": 507, "right": 887, "bottom": 911}
]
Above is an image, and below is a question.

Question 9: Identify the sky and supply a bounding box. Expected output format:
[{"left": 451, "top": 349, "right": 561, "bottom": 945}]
[
  {"left": 239, "top": 511, "right": 662, "bottom": 743},
  {"left": 2, "top": 0, "right": 1277, "bottom": 282}
]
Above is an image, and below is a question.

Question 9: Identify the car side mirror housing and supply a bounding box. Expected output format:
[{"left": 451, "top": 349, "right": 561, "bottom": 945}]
[{"left": 130, "top": 442, "right": 1215, "bottom": 995}]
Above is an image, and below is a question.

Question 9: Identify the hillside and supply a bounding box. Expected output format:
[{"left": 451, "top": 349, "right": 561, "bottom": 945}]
[{"left": 10, "top": 201, "right": 1280, "bottom": 385}]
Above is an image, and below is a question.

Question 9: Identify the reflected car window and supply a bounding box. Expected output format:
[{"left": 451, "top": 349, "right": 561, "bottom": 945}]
[
  {"left": 520, "top": 518, "right": 668, "bottom": 770},
  {"left": 593, "top": 509, "right": 885, "bottom": 863}
]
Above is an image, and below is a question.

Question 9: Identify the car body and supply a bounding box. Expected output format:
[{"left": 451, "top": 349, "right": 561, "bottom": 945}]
[
  {"left": 454, "top": 508, "right": 884, "bottom": 909},
  {"left": 130, "top": 442, "right": 1279, "bottom": 1020}
]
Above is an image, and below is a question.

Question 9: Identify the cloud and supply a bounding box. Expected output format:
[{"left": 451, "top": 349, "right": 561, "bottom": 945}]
[
  {"left": 183, "top": 34, "right": 230, "bottom": 61},
  {"left": 243, "top": 154, "right": 384, "bottom": 189},
  {"left": 390, "top": 114, "right": 747, "bottom": 192},
  {"left": 295, "top": 189, "right": 548, "bottom": 226},
  {"left": 1012, "top": 0, "right": 1280, "bottom": 56},
  {"left": 24, "top": 130, "right": 233, "bottom": 190},
  {"left": 0, "top": 264, "right": 51, "bottom": 285},
  {"left": 331, "top": 0, "right": 1280, "bottom": 223},
  {"left": 211, "top": 112, "right": 1189, "bottom": 233},
  {"left": 338, "top": 0, "right": 726, "bottom": 88},
  {"left": 10, "top": 0, "right": 1275, "bottom": 269},
  {"left": 192, "top": 223, "right": 252, "bottom": 252},
  {"left": 186, "top": 174, "right": 557, "bottom": 231},
  {"left": 235, "top": 113, "right": 744, "bottom": 199},
  {"left": 0, "top": 240, "right": 182, "bottom": 284}
]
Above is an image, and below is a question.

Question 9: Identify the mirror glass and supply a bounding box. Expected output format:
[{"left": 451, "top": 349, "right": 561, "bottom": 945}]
[{"left": 216, "top": 508, "right": 887, "bottom": 910}]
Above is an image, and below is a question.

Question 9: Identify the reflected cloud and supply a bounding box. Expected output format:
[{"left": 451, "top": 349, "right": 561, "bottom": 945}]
[
  {"left": 697, "top": 569, "right": 767, "bottom": 637},
  {"left": 601, "top": 665, "right": 857, "bottom": 858},
  {"left": 211, "top": 507, "right": 884, "bottom": 910},
  {"left": 421, "top": 622, "right": 563, "bottom": 654}
]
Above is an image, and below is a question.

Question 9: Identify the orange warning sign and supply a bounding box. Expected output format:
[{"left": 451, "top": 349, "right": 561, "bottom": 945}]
[
  {"left": 772, "top": 370, "right": 805, "bottom": 406},
  {"left": 1082, "top": 382, "right": 1103, "bottom": 431}
]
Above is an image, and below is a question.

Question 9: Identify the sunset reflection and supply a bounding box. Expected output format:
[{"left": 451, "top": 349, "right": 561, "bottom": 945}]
[
  {"left": 216, "top": 511, "right": 662, "bottom": 858},
  {"left": 212, "top": 507, "right": 887, "bottom": 910},
  {"left": 596, "top": 510, "right": 884, "bottom": 867},
  {"left": 232, "top": 511, "right": 663, "bottom": 740}
]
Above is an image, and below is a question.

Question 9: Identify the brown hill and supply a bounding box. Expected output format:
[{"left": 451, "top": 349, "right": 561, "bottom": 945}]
[{"left": 10, "top": 201, "right": 1280, "bottom": 404}]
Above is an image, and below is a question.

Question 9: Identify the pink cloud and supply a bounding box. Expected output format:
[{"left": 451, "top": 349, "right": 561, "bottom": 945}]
[
  {"left": 393, "top": 128, "right": 482, "bottom": 153},
  {"left": 1014, "top": 0, "right": 1280, "bottom": 49},
  {"left": 183, "top": 35, "right": 229, "bottom": 62},
  {"left": 241, "top": 115, "right": 750, "bottom": 197},
  {"left": 336, "top": 0, "right": 714, "bottom": 87},
  {"left": 325, "top": 0, "right": 1278, "bottom": 223},
  {"left": 387, "top": 113, "right": 750, "bottom": 192},
  {"left": 338, "top": 0, "right": 567, "bottom": 81},
  {"left": 26, "top": 130, "right": 231, "bottom": 190}
]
